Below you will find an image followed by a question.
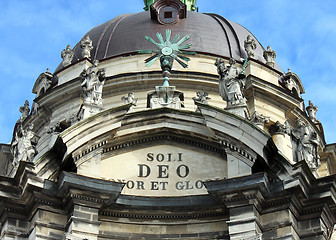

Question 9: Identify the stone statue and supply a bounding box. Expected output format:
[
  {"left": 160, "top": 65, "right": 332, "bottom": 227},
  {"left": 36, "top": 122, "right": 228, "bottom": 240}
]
[
  {"left": 291, "top": 119, "right": 320, "bottom": 170},
  {"left": 19, "top": 100, "right": 30, "bottom": 121},
  {"left": 11, "top": 123, "right": 37, "bottom": 167},
  {"left": 263, "top": 46, "right": 276, "bottom": 68},
  {"left": 80, "top": 35, "right": 93, "bottom": 59},
  {"left": 80, "top": 60, "right": 106, "bottom": 106},
  {"left": 215, "top": 58, "right": 246, "bottom": 107},
  {"left": 192, "top": 90, "right": 210, "bottom": 104},
  {"left": 61, "top": 44, "right": 74, "bottom": 67},
  {"left": 306, "top": 100, "right": 319, "bottom": 123},
  {"left": 121, "top": 92, "right": 138, "bottom": 105},
  {"left": 244, "top": 35, "right": 257, "bottom": 58}
]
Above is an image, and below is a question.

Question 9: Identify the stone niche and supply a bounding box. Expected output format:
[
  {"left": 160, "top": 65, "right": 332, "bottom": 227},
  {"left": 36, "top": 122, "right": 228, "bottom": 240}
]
[{"left": 100, "top": 145, "right": 227, "bottom": 197}]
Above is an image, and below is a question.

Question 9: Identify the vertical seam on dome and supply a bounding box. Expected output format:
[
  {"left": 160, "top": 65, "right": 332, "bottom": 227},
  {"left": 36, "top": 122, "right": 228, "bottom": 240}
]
[
  {"left": 205, "top": 14, "right": 233, "bottom": 58},
  {"left": 104, "top": 14, "right": 130, "bottom": 58},
  {"left": 207, "top": 13, "right": 244, "bottom": 59},
  {"left": 94, "top": 16, "right": 124, "bottom": 60}
]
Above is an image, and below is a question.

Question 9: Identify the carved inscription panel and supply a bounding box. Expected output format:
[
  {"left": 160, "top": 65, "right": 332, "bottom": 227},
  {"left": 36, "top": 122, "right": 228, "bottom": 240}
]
[{"left": 101, "top": 145, "right": 227, "bottom": 197}]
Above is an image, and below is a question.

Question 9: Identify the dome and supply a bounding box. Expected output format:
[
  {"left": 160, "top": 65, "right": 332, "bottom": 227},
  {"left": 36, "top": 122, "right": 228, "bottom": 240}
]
[{"left": 55, "top": 11, "right": 281, "bottom": 73}]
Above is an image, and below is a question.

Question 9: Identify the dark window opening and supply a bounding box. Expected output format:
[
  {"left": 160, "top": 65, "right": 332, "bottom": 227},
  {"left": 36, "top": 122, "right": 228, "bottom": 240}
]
[{"left": 164, "top": 11, "right": 173, "bottom": 18}]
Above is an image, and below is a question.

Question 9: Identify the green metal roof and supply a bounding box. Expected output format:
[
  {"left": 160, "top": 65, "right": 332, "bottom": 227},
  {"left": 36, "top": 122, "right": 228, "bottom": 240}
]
[{"left": 143, "top": 0, "right": 196, "bottom": 11}]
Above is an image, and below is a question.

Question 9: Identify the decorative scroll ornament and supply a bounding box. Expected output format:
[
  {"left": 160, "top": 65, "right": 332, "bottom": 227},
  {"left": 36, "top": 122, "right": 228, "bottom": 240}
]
[
  {"left": 139, "top": 29, "right": 195, "bottom": 86},
  {"left": 250, "top": 111, "right": 270, "bottom": 127}
]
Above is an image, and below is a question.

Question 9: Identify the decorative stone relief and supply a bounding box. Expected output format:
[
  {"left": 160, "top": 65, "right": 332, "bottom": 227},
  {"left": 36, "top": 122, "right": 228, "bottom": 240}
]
[
  {"left": 80, "top": 60, "right": 105, "bottom": 106},
  {"left": 192, "top": 90, "right": 210, "bottom": 104},
  {"left": 121, "top": 92, "right": 138, "bottom": 112},
  {"left": 291, "top": 119, "right": 320, "bottom": 170},
  {"left": 11, "top": 123, "right": 38, "bottom": 167},
  {"left": 45, "top": 121, "right": 62, "bottom": 134},
  {"left": 19, "top": 100, "right": 30, "bottom": 121},
  {"left": 278, "top": 68, "right": 301, "bottom": 98},
  {"left": 66, "top": 113, "right": 81, "bottom": 125},
  {"left": 269, "top": 121, "right": 291, "bottom": 136},
  {"left": 306, "top": 100, "right": 319, "bottom": 123},
  {"left": 80, "top": 35, "right": 93, "bottom": 59},
  {"left": 215, "top": 58, "right": 247, "bottom": 107},
  {"left": 250, "top": 111, "right": 270, "bottom": 128},
  {"left": 244, "top": 35, "right": 257, "bottom": 58},
  {"left": 78, "top": 60, "right": 105, "bottom": 119},
  {"left": 263, "top": 45, "right": 276, "bottom": 68},
  {"left": 121, "top": 92, "right": 138, "bottom": 105},
  {"left": 61, "top": 44, "right": 74, "bottom": 67},
  {"left": 148, "top": 86, "right": 184, "bottom": 109}
]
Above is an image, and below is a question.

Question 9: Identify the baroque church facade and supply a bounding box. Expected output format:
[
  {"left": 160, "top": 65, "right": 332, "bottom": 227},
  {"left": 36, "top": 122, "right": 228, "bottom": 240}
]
[{"left": 1, "top": 0, "right": 336, "bottom": 239}]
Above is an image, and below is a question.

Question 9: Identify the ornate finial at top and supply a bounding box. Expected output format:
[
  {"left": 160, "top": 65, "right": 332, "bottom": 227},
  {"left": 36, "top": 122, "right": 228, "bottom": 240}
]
[
  {"left": 80, "top": 35, "right": 93, "bottom": 59},
  {"left": 244, "top": 35, "right": 257, "bottom": 58},
  {"left": 263, "top": 46, "right": 276, "bottom": 68},
  {"left": 144, "top": 0, "right": 197, "bottom": 11},
  {"left": 61, "top": 44, "right": 74, "bottom": 67},
  {"left": 306, "top": 100, "right": 319, "bottom": 123},
  {"left": 139, "top": 29, "right": 195, "bottom": 86}
]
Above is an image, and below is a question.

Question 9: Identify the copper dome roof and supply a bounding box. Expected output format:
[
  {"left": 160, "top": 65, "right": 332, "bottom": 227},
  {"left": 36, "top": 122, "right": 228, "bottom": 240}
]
[{"left": 55, "top": 11, "right": 281, "bottom": 72}]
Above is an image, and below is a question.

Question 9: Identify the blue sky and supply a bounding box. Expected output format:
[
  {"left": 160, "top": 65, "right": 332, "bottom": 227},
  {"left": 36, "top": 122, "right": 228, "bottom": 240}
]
[{"left": 0, "top": 0, "right": 335, "bottom": 144}]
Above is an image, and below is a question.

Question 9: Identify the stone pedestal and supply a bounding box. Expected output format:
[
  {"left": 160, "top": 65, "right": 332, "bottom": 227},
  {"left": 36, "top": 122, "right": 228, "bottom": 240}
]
[
  {"left": 78, "top": 103, "right": 103, "bottom": 120},
  {"left": 272, "top": 133, "right": 294, "bottom": 163},
  {"left": 225, "top": 104, "right": 249, "bottom": 118},
  {"left": 147, "top": 86, "right": 184, "bottom": 109}
]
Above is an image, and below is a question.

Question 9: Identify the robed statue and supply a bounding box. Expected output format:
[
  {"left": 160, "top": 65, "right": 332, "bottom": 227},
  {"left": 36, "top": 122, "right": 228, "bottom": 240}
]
[{"left": 215, "top": 58, "right": 247, "bottom": 107}]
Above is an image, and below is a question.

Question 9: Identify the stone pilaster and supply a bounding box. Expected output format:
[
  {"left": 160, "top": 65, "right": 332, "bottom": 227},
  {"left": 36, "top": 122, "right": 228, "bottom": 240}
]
[
  {"left": 65, "top": 204, "right": 101, "bottom": 240},
  {"left": 227, "top": 205, "right": 262, "bottom": 239}
]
